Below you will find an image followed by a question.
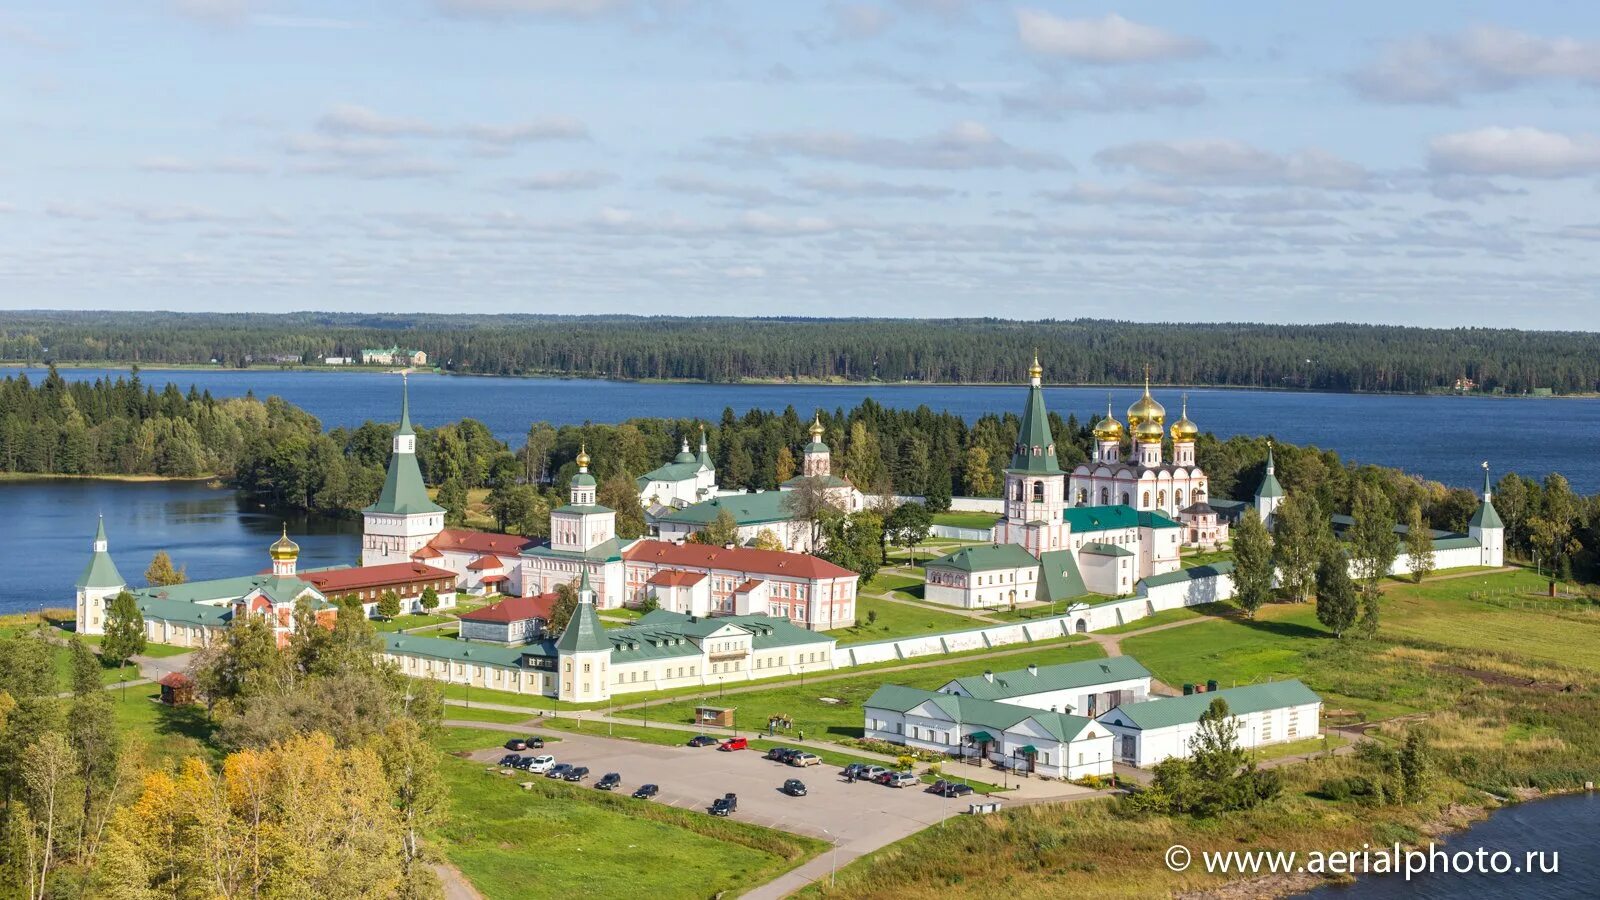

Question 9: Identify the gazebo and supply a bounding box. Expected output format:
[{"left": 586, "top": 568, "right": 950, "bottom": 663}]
[{"left": 158, "top": 672, "right": 195, "bottom": 706}]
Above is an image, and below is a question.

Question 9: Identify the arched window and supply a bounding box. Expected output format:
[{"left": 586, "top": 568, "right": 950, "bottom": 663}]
[
  {"left": 1142, "top": 491, "right": 1150, "bottom": 506},
  {"left": 1013, "top": 481, "right": 1023, "bottom": 501},
  {"left": 1032, "top": 481, "right": 1045, "bottom": 502},
  {"left": 1157, "top": 490, "right": 1166, "bottom": 507},
  {"left": 1120, "top": 492, "right": 1130, "bottom": 506},
  {"left": 1175, "top": 489, "right": 1184, "bottom": 508},
  {"left": 1077, "top": 489, "right": 1088, "bottom": 504},
  {"left": 1099, "top": 487, "right": 1109, "bottom": 505}
]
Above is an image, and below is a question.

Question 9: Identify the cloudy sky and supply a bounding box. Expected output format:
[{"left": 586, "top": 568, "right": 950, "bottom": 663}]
[{"left": 3, "top": 2, "right": 1598, "bottom": 327}]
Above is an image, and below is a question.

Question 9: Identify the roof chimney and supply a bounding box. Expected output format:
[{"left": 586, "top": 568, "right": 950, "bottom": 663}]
[
  {"left": 1027, "top": 663, "right": 1038, "bottom": 677},
  {"left": 983, "top": 670, "right": 994, "bottom": 682}
]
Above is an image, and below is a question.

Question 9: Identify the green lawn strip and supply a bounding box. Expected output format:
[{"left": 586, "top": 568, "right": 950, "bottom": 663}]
[
  {"left": 1249, "top": 733, "right": 1348, "bottom": 762},
  {"left": 915, "top": 771, "right": 1008, "bottom": 796},
  {"left": 931, "top": 511, "right": 1001, "bottom": 529},
  {"left": 373, "top": 613, "right": 455, "bottom": 633},
  {"left": 135, "top": 642, "right": 193, "bottom": 658},
  {"left": 105, "top": 684, "right": 222, "bottom": 765},
  {"left": 827, "top": 596, "right": 979, "bottom": 645},
  {"left": 430, "top": 727, "right": 540, "bottom": 755},
  {"left": 431, "top": 755, "right": 823, "bottom": 900},
  {"left": 863, "top": 572, "right": 922, "bottom": 592},
  {"left": 980, "top": 603, "right": 1080, "bottom": 623},
  {"left": 446, "top": 705, "right": 539, "bottom": 725},
  {"left": 1094, "top": 602, "right": 1235, "bottom": 634},
  {"left": 1179, "top": 548, "right": 1235, "bottom": 567},
  {"left": 619, "top": 641, "right": 1107, "bottom": 743}
]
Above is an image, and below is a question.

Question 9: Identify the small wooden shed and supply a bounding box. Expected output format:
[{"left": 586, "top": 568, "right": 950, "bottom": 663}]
[
  {"left": 159, "top": 672, "right": 195, "bottom": 706},
  {"left": 695, "top": 705, "right": 736, "bottom": 728}
]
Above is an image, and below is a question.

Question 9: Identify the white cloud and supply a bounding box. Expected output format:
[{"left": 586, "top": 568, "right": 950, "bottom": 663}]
[
  {"left": 515, "top": 169, "right": 617, "bottom": 191},
  {"left": 1015, "top": 10, "right": 1210, "bottom": 64},
  {"left": 433, "top": 0, "right": 629, "bottom": 18},
  {"left": 717, "top": 121, "right": 1070, "bottom": 171},
  {"left": 137, "top": 155, "right": 270, "bottom": 174},
  {"left": 1094, "top": 139, "right": 1370, "bottom": 189},
  {"left": 1002, "top": 79, "right": 1205, "bottom": 118},
  {"left": 791, "top": 174, "right": 957, "bottom": 200},
  {"left": 317, "top": 104, "right": 435, "bottom": 137},
  {"left": 1350, "top": 25, "right": 1600, "bottom": 104},
  {"left": 830, "top": 3, "right": 894, "bottom": 41},
  {"left": 313, "top": 104, "right": 588, "bottom": 147},
  {"left": 658, "top": 174, "right": 801, "bottom": 207},
  {"left": 1038, "top": 181, "right": 1202, "bottom": 207},
  {"left": 1428, "top": 127, "right": 1600, "bottom": 178}
]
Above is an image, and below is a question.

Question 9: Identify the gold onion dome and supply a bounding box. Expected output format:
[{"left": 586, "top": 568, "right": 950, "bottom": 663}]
[
  {"left": 1028, "top": 353, "right": 1043, "bottom": 382},
  {"left": 1126, "top": 370, "right": 1166, "bottom": 429},
  {"left": 1170, "top": 395, "right": 1199, "bottom": 441},
  {"left": 1135, "top": 418, "right": 1166, "bottom": 444},
  {"left": 576, "top": 444, "right": 591, "bottom": 470},
  {"left": 1092, "top": 398, "right": 1123, "bottom": 441},
  {"left": 809, "top": 415, "right": 825, "bottom": 440},
  {"left": 269, "top": 526, "right": 300, "bottom": 561}
]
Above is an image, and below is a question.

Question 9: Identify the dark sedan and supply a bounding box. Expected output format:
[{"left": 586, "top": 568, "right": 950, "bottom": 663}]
[
  {"left": 498, "top": 753, "right": 522, "bottom": 767},
  {"left": 631, "top": 784, "right": 659, "bottom": 800},
  {"left": 782, "top": 779, "right": 807, "bottom": 797},
  {"left": 563, "top": 766, "right": 590, "bottom": 782},
  {"left": 687, "top": 735, "right": 718, "bottom": 747},
  {"left": 596, "top": 772, "right": 622, "bottom": 791}
]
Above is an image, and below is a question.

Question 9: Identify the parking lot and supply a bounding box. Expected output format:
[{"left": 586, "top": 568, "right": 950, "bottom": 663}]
[{"left": 470, "top": 730, "right": 971, "bottom": 861}]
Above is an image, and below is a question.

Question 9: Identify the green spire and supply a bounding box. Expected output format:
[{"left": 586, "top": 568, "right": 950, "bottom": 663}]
[
  {"left": 1470, "top": 462, "right": 1503, "bottom": 529},
  {"left": 697, "top": 426, "right": 714, "bottom": 469},
  {"left": 364, "top": 378, "right": 443, "bottom": 516},
  {"left": 1255, "top": 442, "right": 1285, "bottom": 500},
  {"left": 1008, "top": 356, "right": 1063, "bottom": 475},
  {"left": 397, "top": 373, "right": 415, "bottom": 437},
  {"left": 556, "top": 569, "right": 609, "bottom": 653},
  {"left": 76, "top": 515, "right": 125, "bottom": 590}
]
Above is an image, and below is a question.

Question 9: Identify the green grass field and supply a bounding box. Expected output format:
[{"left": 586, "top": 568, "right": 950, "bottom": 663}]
[
  {"left": 372, "top": 613, "right": 455, "bottom": 633},
  {"left": 432, "top": 755, "right": 821, "bottom": 900},
  {"left": 931, "top": 511, "right": 1000, "bottom": 529},
  {"left": 828, "top": 596, "right": 980, "bottom": 645},
  {"left": 1094, "top": 602, "right": 1233, "bottom": 634},
  {"left": 623, "top": 641, "right": 1107, "bottom": 742}
]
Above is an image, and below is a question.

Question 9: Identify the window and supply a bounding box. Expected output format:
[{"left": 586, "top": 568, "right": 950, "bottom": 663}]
[{"left": 1032, "top": 481, "right": 1044, "bottom": 502}]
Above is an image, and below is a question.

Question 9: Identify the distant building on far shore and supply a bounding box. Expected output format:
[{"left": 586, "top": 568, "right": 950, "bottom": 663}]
[{"left": 362, "top": 346, "right": 428, "bottom": 367}]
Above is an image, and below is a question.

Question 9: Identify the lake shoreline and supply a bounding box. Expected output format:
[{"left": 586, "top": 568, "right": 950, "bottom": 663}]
[
  {"left": 0, "top": 472, "right": 220, "bottom": 484},
  {"left": 1, "top": 362, "right": 1586, "bottom": 399}
]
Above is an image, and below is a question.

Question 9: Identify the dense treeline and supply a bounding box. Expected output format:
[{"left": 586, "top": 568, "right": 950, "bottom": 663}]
[{"left": 4, "top": 310, "right": 1598, "bottom": 394}]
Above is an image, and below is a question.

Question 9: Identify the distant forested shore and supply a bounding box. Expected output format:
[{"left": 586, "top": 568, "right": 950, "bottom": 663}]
[{"left": 3, "top": 310, "right": 1597, "bottom": 395}]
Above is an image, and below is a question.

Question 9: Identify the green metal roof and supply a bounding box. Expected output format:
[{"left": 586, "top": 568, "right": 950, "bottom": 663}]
[
  {"left": 136, "top": 596, "right": 233, "bottom": 627},
  {"left": 365, "top": 382, "right": 443, "bottom": 517},
  {"left": 804, "top": 440, "right": 830, "bottom": 454},
  {"left": 658, "top": 492, "right": 794, "bottom": 527},
  {"left": 552, "top": 504, "right": 613, "bottom": 516},
  {"left": 1256, "top": 446, "right": 1284, "bottom": 499},
  {"left": 781, "top": 474, "right": 851, "bottom": 490},
  {"left": 1080, "top": 542, "right": 1134, "bottom": 558},
  {"left": 75, "top": 519, "right": 125, "bottom": 590},
  {"left": 134, "top": 572, "right": 317, "bottom": 606},
  {"left": 523, "top": 537, "right": 626, "bottom": 563},
  {"left": 1108, "top": 679, "right": 1321, "bottom": 730},
  {"left": 382, "top": 632, "right": 529, "bottom": 667},
  {"left": 1063, "top": 505, "right": 1181, "bottom": 532},
  {"left": 925, "top": 543, "right": 1039, "bottom": 573},
  {"left": 1431, "top": 535, "right": 1482, "bottom": 551},
  {"left": 555, "top": 597, "right": 610, "bottom": 654},
  {"left": 864, "top": 684, "right": 1095, "bottom": 744},
  {"left": 1140, "top": 561, "right": 1234, "bottom": 589},
  {"left": 1036, "top": 549, "right": 1087, "bottom": 603},
  {"left": 1007, "top": 383, "right": 1064, "bottom": 475},
  {"left": 601, "top": 610, "right": 831, "bottom": 662},
  {"left": 638, "top": 459, "right": 707, "bottom": 488},
  {"left": 945, "top": 656, "right": 1151, "bottom": 703}
]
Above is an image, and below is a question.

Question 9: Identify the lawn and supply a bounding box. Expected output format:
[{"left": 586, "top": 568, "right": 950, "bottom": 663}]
[
  {"left": 827, "top": 596, "right": 980, "bottom": 645},
  {"left": 431, "top": 754, "right": 821, "bottom": 900},
  {"left": 1094, "top": 602, "right": 1234, "bottom": 634},
  {"left": 863, "top": 572, "right": 923, "bottom": 593},
  {"left": 444, "top": 704, "right": 540, "bottom": 725},
  {"left": 372, "top": 613, "right": 454, "bottom": 633},
  {"left": 931, "top": 511, "right": 1000, "bottom": 530},
  {"left": 106, "top": 684, "right": 222, "bottom": 765},
  {"left": 622, "top": 641, "right": 1107, "bottom": 743},
  {"left": 1179, "top": 548, "right": 1235, "bottom": 567}
]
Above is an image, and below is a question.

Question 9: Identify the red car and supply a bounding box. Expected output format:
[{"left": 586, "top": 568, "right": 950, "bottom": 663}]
[{"left": 718, "top": 737, "right": 749, "bottom": 751}]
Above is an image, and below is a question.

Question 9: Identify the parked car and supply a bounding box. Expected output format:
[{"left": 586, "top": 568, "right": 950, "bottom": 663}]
[
  {"left": 764, "top": 747, "right": 795, "bottom": 762},
  {"left": 523, "top": 736, "right": 545, "bottom": 750},
  {"left": 513, "top": 756, "right": 539, "bottom": 771},
  {"left": 503, "top": 738, "right": 527, "bottom": 751},
  {"left": 938, "top": 782, "right": 975, "bottom": 798},
  {"left": 596, "top": 772, "right": 622, "bottom": 791},
  {"left": 789, "top": 752, "right": 821, "bottom": 767},
  {"left": 710, "top": 792, "right": 738, "bottom": 816},
  {"left": 546, "top": 763, "right": 574, "bottom": 780},
  {"left": 860, "top": 765, "right": 889, "bottom": 782},
  {"left": 718, "top": 737, "right": 748, "bottom": 752},
  {"left": 782, "top": 779, "right": 807, "bottom": 797},
  {"left": 884, "top": 771, "right": 918, "bottom": 789},
  {"left": 563, "top": 766, "right": 590, "bottom": 782},
  {"left": 498, "top": 753, "right": 521, "bottom": 767},
  {"left": 687, "top": 735, "right": 718, "bottom": 747},
  {"left": 841, "top": 763, "right": 870, "bottom": 780},
  {"left": 524, "top": 755, "right": 556, "bottom": 774},
  {"left": 632, "top": 783, "right": 659, "bottom": 800}
]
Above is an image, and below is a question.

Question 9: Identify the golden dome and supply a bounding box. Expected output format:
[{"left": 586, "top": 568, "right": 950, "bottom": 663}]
[
  {"left": 1092, "top": 396, "right": 1123, "bottom": 441},
  {"left": 1170, "top": 394, "right": 1199, "bottom": 441},
  {"left": 1126, "top": 368, "right": 1166, "bottom": 429},
  {"left": 269, "top": 525, "right": 300, "bottom": 561},
  {"left": 576, "top": 443, "right": 591, "bottom": 470},
  {"left": 1134, "top": 418, "right": 1166, "bottom": 444},
  {"left": 1028, "top": 352, "right": 1043, "bottom": 382},
  {"left": 809, "top": 415, "right": 825, "bottom": 440}
]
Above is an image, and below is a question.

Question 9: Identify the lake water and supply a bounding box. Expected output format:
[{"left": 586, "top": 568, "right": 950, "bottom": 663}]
[
  {"left": 5, "top": 366, "right": 1597, "bottom": 492},
  {"left": 1297, "top": 791, "right": 1599, "bottom": 898}
]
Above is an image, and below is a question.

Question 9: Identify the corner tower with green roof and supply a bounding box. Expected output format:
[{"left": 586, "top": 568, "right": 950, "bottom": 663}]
[
  {"left": 1254, "top": 441, "right": 1286, "bottom": 528},
  {"left": 1469, "top": 461, "right": 1504, "bottom": 567},
  {"left": 75, "top": 515, "right": 127, "bottom": 635},
  {"left": 362, "top": 375, "right": 446, "bottom": 564},
  {"left": 995, "top": 354, "right": 1072, "bottom": 557},
  {"left": 556, "top": 567, "right": 612, "bottom": 702}
]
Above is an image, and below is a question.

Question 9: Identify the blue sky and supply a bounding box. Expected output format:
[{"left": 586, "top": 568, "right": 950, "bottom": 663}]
[{"left": 2, "top": 2, "right": 1598, "bottom": 327}]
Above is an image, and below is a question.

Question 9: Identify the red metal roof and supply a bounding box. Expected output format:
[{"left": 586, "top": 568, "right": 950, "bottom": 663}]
[
  {"left": 479, "top": 574, "right": 508, "bottom": 583},
  {"left": 458, "top": 592, "right": 557, "bottom": 624},
  {"left": 466, "top": 554, "right": 505, "bottom": 571},
  {"left": 428, "top": 528, "right": 534, "bottom": 556},
  {"left": 298, "top": 562, "right": 456, "bottom": 593},
  {"left": 623, "top": 540, "right": 857, "bottom": 580},
  {"left": 158, "top": 672, "right": 191, "bottom": 688},
  {"left": 411, "top": 546, "right": 443, "bottom": 559},
  {"left": 646, "top": 569, "right": 708, "bottom": 587},
  {"left": 734, "top": 578, "right": 765, "bottom": 593}
]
